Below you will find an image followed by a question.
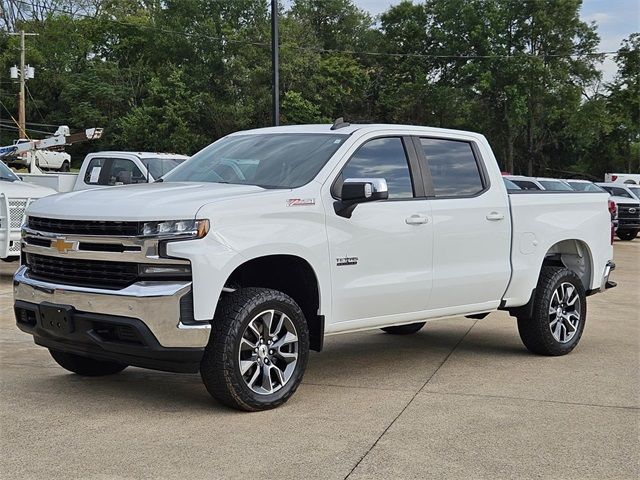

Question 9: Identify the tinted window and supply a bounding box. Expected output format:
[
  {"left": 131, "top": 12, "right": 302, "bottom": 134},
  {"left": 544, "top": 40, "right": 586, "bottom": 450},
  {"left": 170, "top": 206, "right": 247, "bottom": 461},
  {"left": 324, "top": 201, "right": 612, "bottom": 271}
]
[
  {"left": 337, "top": 137, "right": 413, "bottom": 199},
  {"left": 604, "top": 186, "right": 633, "bottom": 199},
  {"left": 164, "top": 134, "right": 347, "bottom": 188},
  {"left": 538, "top": 180, "right": 573, "bottom": 191},
  {"left": 503, "top": 178, "right": 521, "bottom": 190},
  {"left": 512, "top": 180, "right": 541, "bottom": 191},
  {"left": 420, "top": 139, "right": 483, "bottom": 197}
]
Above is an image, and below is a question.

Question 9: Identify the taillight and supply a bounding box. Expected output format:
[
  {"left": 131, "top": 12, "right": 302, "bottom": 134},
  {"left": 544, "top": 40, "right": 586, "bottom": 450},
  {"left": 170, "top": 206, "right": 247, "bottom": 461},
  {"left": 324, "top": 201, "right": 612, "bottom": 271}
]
[
  {"left": 608, "top": 199, "right": 617, "bottom": 244},
  {"left": 611, "top": 175, "right": 618, "bottom": 182},
  {"left": 608, "top": 199, "right": 617, "bottom": 219}
]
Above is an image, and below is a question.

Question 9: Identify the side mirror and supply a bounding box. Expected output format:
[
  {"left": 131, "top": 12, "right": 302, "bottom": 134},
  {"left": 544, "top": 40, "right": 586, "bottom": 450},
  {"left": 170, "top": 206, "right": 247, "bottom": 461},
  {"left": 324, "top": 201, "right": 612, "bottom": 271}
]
[{"left": 335, "top": 178, "right": 389, "bottom": 218}]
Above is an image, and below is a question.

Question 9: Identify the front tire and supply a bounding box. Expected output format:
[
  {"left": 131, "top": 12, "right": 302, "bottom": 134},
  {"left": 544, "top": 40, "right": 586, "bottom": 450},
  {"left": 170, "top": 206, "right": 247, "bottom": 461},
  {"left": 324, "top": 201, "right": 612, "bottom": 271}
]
[
  {"left": 517, "top": 267, "right": 586, "bottom": 356},
  {"left": 381, "top": 322, "right": 426, "bottom": 335},
  {"left": 616, "top": 229, "right": 638, "bottom": 241},
  {"left": 49, "top": 350, "right": 127, "bottom": 376},
  {"left": 60, "top": 161, "right": 70, "bottom": 172},
  {"left": 200, "top": 288, "right": 310, "bottom": 411}
]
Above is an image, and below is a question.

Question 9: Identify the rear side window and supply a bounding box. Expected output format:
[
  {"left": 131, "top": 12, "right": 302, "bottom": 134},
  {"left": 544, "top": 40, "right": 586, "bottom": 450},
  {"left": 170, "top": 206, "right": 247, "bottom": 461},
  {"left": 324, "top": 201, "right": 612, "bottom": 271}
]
[
  {"left": 84, "top": 158, "right": 146, "bottom": 186},
  {"left": 419, "top": 139, "right": 484, "bottom": 197},
  {"left": 512, "top": 180, "right": 541, "bottom": 191},
  {"left": 336, "top": 137, "right": 414, "bottom": 199}
]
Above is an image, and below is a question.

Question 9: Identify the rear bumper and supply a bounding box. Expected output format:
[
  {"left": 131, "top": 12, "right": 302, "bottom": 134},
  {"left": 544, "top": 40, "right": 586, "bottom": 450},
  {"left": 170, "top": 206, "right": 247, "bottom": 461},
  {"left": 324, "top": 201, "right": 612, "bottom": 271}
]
[
  {"left": 587, "top": 260, "right": 616, "bottom": 296},
  {"left": 13, "top": 265, "right": 211, "bottom": 349}
]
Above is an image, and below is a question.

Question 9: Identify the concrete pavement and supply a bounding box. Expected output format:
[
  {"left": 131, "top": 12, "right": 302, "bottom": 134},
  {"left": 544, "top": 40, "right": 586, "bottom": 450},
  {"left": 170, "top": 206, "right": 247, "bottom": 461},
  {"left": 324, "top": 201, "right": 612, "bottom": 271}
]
[{"left": 1, "top": 241, "right": 638, "bottom": 479}]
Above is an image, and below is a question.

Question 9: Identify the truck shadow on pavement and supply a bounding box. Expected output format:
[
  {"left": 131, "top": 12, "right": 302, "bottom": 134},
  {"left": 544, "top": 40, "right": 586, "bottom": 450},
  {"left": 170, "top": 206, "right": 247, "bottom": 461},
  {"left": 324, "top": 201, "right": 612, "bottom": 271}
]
[{"left": 22, "top": 325, "right": 528, "bottom": 412}]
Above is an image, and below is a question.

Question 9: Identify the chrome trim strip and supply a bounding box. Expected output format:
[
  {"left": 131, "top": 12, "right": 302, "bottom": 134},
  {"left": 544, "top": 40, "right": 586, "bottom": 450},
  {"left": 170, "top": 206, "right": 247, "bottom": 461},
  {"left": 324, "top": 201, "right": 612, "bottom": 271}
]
[
  {"left": 13, "top": 266, "right": 210, "bottom": 348},
  {"left": 21, "top": 227, "right": 189, "bottom": 264}
]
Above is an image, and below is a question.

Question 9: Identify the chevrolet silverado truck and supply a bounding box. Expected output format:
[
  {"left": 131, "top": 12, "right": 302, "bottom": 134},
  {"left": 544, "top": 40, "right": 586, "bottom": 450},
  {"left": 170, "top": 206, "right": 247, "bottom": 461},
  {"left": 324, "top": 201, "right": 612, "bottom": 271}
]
[{"left": 14, "top": 123, "right": 616, "bottom": 411}]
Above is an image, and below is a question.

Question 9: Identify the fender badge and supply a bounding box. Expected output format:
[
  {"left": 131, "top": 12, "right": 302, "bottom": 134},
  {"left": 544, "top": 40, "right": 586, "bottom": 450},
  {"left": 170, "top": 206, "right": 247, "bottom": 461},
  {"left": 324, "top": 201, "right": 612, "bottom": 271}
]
[
  {"left": 336, "top": 256, "right": 358, "bottom": 266},
  {"left": 286, "top": 198, "right": 316, "bottom": 207}
]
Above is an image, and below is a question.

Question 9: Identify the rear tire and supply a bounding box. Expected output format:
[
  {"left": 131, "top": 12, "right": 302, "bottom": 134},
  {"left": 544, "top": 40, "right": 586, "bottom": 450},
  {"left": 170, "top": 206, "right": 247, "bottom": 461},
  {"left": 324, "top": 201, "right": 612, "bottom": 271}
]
[
  {"left": 200, "top": 288, "right": 309, "bottom": 411},
  {"left": 381, "top": 322, "right": 426, "bottom": 335},
  {"left": 517, "top": 267, "right": 586, "bottom": 356},
  {"left": 49, "top": 350, "right": 127, "bottom": 376},
  {"left": 616, "top": 229, "right": 638, "bottom": 241},
  {"left": 60, "top": 161, "right": 70, "bottom": 172}
]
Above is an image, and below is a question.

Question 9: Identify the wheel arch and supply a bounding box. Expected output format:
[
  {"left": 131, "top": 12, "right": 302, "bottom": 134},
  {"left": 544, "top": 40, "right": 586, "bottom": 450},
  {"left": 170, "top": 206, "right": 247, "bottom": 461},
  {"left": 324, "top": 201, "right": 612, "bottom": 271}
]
[
  {"left": 221, "top": 254, "right": 324, "bottom": 351},
  {"left": 541, "top": 239, "right": 593, "bottom": 291},
  {"left": 504, "top": 238, "right": 593, "bottom": 319}
]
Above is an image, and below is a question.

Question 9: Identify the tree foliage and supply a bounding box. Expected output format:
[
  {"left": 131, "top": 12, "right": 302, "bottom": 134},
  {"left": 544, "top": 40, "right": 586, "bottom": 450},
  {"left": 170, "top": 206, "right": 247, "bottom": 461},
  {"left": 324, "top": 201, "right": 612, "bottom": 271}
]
[{"left": 0, "top": 0, "right": 637, "bottom": 176}]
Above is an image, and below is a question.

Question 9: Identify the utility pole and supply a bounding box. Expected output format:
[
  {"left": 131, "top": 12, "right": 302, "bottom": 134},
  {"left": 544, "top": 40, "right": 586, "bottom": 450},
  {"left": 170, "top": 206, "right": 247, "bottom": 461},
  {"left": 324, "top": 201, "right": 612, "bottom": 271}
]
[
  {"left": 8, "top": 31, "right": 37, "bottom": 138},
  {"left": 271, "top": 0, "right": 280, "bottom": 126}
]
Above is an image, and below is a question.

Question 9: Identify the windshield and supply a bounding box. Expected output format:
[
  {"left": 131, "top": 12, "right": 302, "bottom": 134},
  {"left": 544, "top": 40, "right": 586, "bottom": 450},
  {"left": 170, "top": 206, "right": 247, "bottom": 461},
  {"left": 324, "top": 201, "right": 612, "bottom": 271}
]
[
  {"left": 538, "top": 180, "right": 573, "bottom": 191},
  {"left": 163, "top": 134, "right": 348, "bottom": 188},
  {"left": 567, "top": 181, "right": 605, "bottom": 192},
  {"left": 0, "top": 161, "right": 19, "bottom": 182},
  {"left": 628, "top": 186, "right": 640, "bottom": 200},
  {"left": 142, "top": 157, "right": 187, "bottom": 180}
]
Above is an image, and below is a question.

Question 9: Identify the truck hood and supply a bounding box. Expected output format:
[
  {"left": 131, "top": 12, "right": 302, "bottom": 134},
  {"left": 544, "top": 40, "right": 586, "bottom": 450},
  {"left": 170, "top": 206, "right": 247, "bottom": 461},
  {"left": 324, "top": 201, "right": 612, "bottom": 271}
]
[
  {"left": 26, "top": 182, "right": 270, "bottom": 221},
  {"left": 0, "top": 180, "right": 57, "bottom": 198}
]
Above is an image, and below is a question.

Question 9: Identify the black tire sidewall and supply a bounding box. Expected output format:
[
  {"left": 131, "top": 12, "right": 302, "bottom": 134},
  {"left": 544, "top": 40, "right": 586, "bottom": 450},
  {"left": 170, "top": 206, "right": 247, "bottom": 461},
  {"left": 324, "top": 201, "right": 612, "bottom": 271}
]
[
  {"left": 229, "top": 298, "right": 309, "bottom": 406},
  {"left": 532, "top": 268, "right": 587, "bottom": 354},
  {"left": 616, "top": 229, "right": 638, "bottom": 241}
]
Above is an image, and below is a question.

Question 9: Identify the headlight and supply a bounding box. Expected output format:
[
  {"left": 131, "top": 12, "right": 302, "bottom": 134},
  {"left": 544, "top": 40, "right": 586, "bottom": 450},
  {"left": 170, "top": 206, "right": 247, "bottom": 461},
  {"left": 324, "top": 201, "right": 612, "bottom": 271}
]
[{"left": 141, "top": 219, "right": 209, "bottom": 239}]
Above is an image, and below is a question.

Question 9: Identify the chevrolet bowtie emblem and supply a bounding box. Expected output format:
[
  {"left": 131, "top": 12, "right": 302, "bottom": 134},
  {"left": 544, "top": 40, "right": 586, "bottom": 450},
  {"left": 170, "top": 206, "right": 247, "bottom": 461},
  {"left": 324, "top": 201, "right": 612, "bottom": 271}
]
[{"left": 52, "top": 237, "right": 75, "bottom": 254}]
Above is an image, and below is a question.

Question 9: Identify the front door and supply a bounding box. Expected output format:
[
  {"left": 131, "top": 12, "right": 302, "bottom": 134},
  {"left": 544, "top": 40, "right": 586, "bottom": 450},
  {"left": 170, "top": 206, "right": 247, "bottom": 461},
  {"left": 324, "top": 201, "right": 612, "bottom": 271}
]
[{"left": 325, "top": 136, "right": 433, "bottom": 327}]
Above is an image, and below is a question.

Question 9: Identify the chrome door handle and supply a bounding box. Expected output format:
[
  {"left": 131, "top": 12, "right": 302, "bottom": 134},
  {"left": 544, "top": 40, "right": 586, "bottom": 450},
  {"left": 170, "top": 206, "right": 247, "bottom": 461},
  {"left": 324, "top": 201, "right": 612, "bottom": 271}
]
[
  {"left": 486, "top": 212, "right": 505, "bottom": 221},
  {"left": 405, "top": 214, "right": 430, "bottom": 225}
]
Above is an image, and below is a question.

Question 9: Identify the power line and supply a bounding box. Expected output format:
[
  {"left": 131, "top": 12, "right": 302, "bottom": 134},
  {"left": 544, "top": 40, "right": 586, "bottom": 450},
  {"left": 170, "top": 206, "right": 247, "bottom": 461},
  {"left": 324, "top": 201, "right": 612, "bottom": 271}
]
[
  {"left": 11, "top": 0, "right": 622, "bottom": 60},
  {"left": 25, "top": 83, "right": 46, "bottom": 123}
]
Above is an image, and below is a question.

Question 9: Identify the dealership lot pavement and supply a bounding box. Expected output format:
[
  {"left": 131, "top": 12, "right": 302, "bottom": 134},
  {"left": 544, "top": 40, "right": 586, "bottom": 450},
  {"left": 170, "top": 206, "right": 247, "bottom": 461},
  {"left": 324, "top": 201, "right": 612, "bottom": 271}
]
[{"left": 1, "top": 241, "right": 638, "bottom": 479}]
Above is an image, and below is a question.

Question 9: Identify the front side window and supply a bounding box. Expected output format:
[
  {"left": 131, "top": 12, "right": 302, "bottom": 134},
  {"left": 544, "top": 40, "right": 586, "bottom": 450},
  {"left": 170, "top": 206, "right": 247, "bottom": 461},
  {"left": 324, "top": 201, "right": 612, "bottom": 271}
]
[
  {"left": 335, "top": 137, "right": 414, "bottom": 199},
  {"left": 163, "top": 134, "right": 347, "bottom": 189},
  {"left": 420, "top": 139, "right": 484, "bottom": 197}
]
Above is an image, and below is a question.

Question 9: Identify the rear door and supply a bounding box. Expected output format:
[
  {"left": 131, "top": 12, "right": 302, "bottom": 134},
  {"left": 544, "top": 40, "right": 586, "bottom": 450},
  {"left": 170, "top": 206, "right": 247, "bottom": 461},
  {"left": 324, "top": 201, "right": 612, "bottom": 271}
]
[{"left": 415, "top": 137, "right": 511, "bottom": 311}]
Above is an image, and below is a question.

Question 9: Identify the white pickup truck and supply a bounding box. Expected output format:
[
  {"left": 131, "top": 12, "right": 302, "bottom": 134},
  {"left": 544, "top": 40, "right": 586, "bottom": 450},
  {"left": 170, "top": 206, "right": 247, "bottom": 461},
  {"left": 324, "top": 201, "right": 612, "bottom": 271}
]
[
  {"left": 0, "top": 161, "right": 56, "bottom": 261},
  {"left": 14, "top": 123, "right": 615, "bottom": 411}
]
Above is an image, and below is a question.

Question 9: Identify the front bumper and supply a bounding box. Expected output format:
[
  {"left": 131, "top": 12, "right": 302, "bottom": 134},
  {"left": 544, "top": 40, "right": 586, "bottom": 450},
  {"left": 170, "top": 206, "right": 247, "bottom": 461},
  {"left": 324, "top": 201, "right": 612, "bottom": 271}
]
[{"left": 13, "top": 266, "right": 211, "bottom": 369}]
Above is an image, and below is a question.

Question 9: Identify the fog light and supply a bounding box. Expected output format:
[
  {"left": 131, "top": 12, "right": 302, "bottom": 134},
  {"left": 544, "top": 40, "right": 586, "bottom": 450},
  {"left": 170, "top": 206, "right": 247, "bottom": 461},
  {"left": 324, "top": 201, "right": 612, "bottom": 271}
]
[{"left": 139, "top": 264, "right": 192, "bottom": 278}]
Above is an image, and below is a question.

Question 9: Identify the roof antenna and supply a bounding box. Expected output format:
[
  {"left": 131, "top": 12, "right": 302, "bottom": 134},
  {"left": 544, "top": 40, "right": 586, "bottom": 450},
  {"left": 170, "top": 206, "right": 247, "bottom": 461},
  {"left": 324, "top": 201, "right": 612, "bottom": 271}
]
[{"left": 330, "top": 117, "right": 350, "bottom": 130}]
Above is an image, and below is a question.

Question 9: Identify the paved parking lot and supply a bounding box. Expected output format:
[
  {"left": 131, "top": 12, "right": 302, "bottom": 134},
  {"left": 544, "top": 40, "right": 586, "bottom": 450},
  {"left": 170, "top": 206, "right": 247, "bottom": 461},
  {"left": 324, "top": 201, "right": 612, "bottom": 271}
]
[{"left": 1, "top": 241, "right": 638, "bottom": 479}]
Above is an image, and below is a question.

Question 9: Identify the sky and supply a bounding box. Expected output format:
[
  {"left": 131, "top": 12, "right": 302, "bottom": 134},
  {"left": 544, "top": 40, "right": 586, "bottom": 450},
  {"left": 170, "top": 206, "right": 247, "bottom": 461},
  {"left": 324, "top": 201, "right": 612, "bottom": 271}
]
[{"left": 349, "top": 0, "right": 639, "bottom": 82}]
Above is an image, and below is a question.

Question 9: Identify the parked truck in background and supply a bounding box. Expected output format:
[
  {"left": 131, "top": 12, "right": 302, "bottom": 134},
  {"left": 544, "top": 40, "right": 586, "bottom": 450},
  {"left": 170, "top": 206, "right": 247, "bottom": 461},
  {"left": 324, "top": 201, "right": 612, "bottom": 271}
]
[
  {"left": 14, "top": 123, "right": 615, "bottom": 411},
  {"left": 0, "top": 161, "right": 56, "bottom": 261}
]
